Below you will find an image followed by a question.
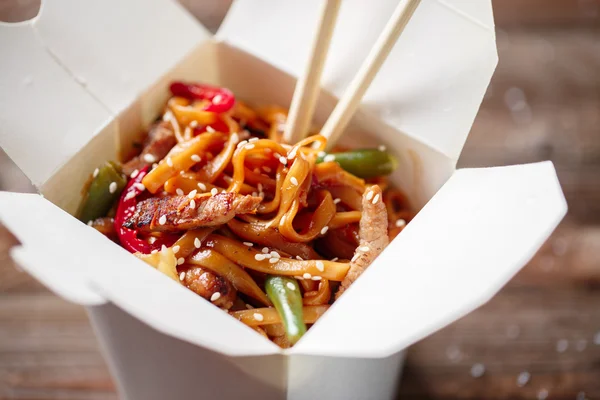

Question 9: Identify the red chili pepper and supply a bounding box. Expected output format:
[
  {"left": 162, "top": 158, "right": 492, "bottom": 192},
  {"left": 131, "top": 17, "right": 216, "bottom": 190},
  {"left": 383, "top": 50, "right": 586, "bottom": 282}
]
[
  {"left": 114, "top": 167, "right": 178, "bottom": 253},
  {"left": 170, "top": 82, "right": 235, "bottom": 113}
]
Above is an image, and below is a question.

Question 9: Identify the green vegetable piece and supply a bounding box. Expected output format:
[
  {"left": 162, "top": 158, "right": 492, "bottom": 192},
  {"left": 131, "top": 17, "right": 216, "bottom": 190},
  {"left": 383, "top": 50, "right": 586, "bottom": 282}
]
[
  {"left": 317, "top": 148, "right": 398, "bottom": 179},
  {"left": 265, "top": 275, "right": 306, "bottom": 345},
  {"left": 77, "top": 162, "right": 127, "bottom": 223}
]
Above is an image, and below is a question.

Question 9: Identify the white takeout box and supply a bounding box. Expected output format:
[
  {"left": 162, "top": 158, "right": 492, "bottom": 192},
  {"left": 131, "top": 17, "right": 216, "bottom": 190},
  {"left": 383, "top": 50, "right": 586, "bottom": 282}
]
[{"left": 0, "top": 0, "right": 567, "bottom": 399}]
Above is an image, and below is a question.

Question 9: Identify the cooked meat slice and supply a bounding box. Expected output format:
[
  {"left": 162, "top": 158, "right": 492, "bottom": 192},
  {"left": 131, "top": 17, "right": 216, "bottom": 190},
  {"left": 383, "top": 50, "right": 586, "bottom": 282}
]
[
  {"left": 336, "top": 185, "right": 389, "bottom": 299},
  {"left": 124, "top": 193, "right": 262, "bottom": 233},
  {"left": 180, "top": 265, "right": 236, "bottom": 309},
  {"left": 123, "top": 121, "right": 176, "bottom": 176}
]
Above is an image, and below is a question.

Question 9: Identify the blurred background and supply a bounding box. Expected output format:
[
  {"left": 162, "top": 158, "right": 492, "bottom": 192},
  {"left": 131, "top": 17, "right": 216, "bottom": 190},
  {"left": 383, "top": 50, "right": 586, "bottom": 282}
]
[{"left": 1, "top": 0, "right": 599, "bottom": 399}]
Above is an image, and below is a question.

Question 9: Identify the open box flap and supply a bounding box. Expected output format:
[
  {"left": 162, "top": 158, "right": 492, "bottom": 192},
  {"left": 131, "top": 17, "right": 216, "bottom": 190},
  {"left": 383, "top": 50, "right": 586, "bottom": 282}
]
[
  {"left": 0, "top": 192, "right": 105, "bottom": 305},
  {"left": 0, "top": 192, "right": 280, "bottom": 356},
  {"left": 292, "top": 162, "right": 567, "bottom": 358},
  {"left": 0, "top": 23, "right": 111, "bottom": 187},
  {"left": 35, "top": 0, "right": 210, "bottom": 115},
  {"left": 218, "top": 0, "right": 497, "bottom": 161},
  {"left": 0, "top": 0, "right": 209, "bottom": 188}
]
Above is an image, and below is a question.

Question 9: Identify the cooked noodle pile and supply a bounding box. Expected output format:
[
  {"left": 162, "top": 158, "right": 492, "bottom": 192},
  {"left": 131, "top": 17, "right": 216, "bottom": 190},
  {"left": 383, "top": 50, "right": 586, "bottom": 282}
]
[{"left": 81, "top": 82, "right": 413, "bottom": 347}]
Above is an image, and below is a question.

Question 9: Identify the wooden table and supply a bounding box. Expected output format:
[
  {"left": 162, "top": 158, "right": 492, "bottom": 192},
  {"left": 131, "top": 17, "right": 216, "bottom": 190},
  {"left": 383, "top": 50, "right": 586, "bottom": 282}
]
[{"left": 1, "top": 1, "right": 599, "bottom": 399}]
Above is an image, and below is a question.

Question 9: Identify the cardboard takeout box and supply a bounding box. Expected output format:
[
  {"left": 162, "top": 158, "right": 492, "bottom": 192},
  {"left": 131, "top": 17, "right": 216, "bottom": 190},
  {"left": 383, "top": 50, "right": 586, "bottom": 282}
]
[{"left": 0, "top": 0, "right": 566, "bottom": 399}]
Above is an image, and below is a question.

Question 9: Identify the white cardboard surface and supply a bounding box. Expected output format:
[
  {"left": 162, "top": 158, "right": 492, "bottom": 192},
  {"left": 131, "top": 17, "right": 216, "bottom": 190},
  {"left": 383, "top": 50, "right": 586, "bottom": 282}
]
[
  {"left": 293, "top": 162, "right": 567, "bottom": 357},
  {"left": 0, "top": 23, "right": 111, "bottom": 187},
  {"left": 219, "top": 0, "right": 497, "bottom": 161}
]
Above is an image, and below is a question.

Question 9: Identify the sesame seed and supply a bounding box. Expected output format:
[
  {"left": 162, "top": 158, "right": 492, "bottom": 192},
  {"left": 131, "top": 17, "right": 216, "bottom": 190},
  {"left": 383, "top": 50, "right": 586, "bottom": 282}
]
[
  {"left": 262, "top": 247, "right": 269, "bottom": 254},
  {"left": 179, "top": 271, "right": 185, "bottom": 280},
  {"left": 320, "top": 226, "right": 329, "bottom": 235},
  {"left": 333, "top": 198, "right": 341, "bottom": 204},
  {"left": 279, "top": 156, "right": 287, "bottom": 165},
  {"left": 93, "top": 168, "right": 99, "bottom": 178},
  {"left": 252, "top": 191, "right": 258, "bottom": 197},
  {"left": 395, "top": 219, "right": 406, "bottom": 228},
  {"left": 287, "top": 149, "right": 297, "bottom": 159},
  {"left": 378, "top": 145, "right": 386, "bottom": 151},
  {"left": 153, "top": 163, "right": 159, "bottom": 169},
  {"left": 191, "top": 154, "right": 201, "bottom": 162},
  {"left": 158, "top": 215, "right": 167, "bottom": 225},
  {"left": 470, "top": 363, "right": 485, "bottom": 378},
  {"left": 286, "top": 282, "right": 295, "bottom": 290},
  {"left": 231, "top": 132, "right": 239, "bottom": 142},
  {"left": 303, "top": 273, "right": 312, "bottom": 279},
  {"left": 556, "top": 339, "right": 568, "bottom": 352},
  {"left": 317, "top": 151, "right": 326, "bottom": 157},
  {"left": 372, "top": 193, "right": 380, "bottom": 204},
  {"left": 176, "top": 188, "right": 184, "bottom": 196},
  {"left": 245, "top": 304, "right": 254, "bottom": 310},
  {"left": 189, "top": 120, "right": 198, "bottom": 128},
  {"left": 365, "top": 190, "right": 374, "bottom": 201},
  {"left": 294, "top": 276, "right": 304, "bottom": 280},
  {"left": 148, "top": 237, "right": 157, "bottom": 244},
  {"left": 316, "top": 261, "right": 325, "bottom": 271},
  {"left": 133, "top": 183, "right": 145, "bottom": 191},
  {"left": 189, "top": 199, "right": 196, "bottom": 209},
  {"left": 253, "top": 313, "right": 264, "bottom": 322},
  {"left": 198, "top": 183, "right": 207, "bottom": 191},
  {"left": 172, "top": 245, "right": 180, "bottom": 254},
  {"left": 331, "top": 257, "right": 338, "bottom": 262},
  {"left": 151, "top": 249, "right": 158, "bottom": 254},
  {"left": 161, "top": 244, "right": 167, "bottom": 253},
  {"left": 270, "top": 251, "right": 280, "bottom": 259},
  {"left": 210, "top": 292, "right": 221, "bottom": 302},
  {"left": 296, "top": 256, "right": 303, "bottom": 261},
  {"left": 255, "top": 254, "right": 266, "bottom": 261},
  {"left": 109, "top": 182, "right": 117, "bottom": 194},
  {"left": 194, "top": 238, "right": 201, "bottom": 248},
  {"left": 249, "top": 137, "right": 259, "bottom": 143},
  {"left": 351, "top": 253, "right": 360, "bottom": 262},
  {"left": 359, "top": 245, "right": 370, "bottom": 252},
  {"left": 290, "top": 177, "right": 299, "bottom": 186},
  {"left": 124, "top": 191, "right": 136, "bottom": 201},
  {"left": 257, "top": 183, "right": 263, "bottom": 193},
  {"left": 269, "top": 258, "right": 278, "bottom": 264},
  {"left": 166, "top": 157, "right": 173, "bottom": 167},
  {"left": 516, "top": 371, "right": 530, "bottom": 387},
  {"left": 237, "top": 140, "right": 248, "bottom": 149},
  {"left": 211, "top": 188, "right": 218, "bottom": 196},
  {"left": 537, "top": 389, "right": 549, "bottom": 400},
  {"left": 311, "top": 276, "right": 322, "bottom": 281},
  {"left": 213, "top": 94, "right": 223, "bottom": 103},
  {"left": 243, "top": 242, "right": 253, "bottom": 247},
  {"left": 262, "top": 166, "right": 271, "bottom": 173},
  {"left": 188, "top": 189, "right": 197, "bottom": 198},
  {"left": 323, "top": 154, "right": 335, "bottom": 162},
  {"left": 206, "top": 126, "right": 215, "bottom": 133},
  {"left": 87, "top": 220, "right": 93, "bottom": 226},
  {"left": 130, "top": 169, "right": 139, "bottom": 179},
  {"left": 177, "top": 257, "right": 185, "bottom": 265},
  {"left": 245, "top": 144, "right": 255, "bottom": 150}
]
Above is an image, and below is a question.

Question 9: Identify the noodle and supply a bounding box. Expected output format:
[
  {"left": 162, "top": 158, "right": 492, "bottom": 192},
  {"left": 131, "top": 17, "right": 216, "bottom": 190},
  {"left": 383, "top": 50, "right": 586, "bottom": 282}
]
[{"left": 82, "top": 81, "right": 414, "bottom": 348}]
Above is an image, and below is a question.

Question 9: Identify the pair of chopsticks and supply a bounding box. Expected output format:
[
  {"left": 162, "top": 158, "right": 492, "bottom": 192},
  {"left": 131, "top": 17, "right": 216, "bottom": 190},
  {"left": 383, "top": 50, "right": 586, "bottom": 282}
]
[{"left": 283, "top": 0, "right": 421, "bottom": 150}]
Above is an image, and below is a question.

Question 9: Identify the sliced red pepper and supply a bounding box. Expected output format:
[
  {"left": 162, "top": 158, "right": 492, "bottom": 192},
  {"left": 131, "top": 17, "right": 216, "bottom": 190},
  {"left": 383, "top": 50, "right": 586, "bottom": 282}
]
[
  {"left": 170, "top": 82, "right": 235, "bottom": 113},
  {"left": 114, "top": 167, "right": 178, "bottom": 253}
]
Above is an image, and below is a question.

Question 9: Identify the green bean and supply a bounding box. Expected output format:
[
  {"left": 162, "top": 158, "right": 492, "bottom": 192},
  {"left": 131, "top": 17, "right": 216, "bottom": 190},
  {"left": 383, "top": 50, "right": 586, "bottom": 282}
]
[
  {"left": 317, "top": 149, "right": 397, "bottom": 179},
  {"left": 265, "top": 276, "right": 306, "bottom": 345},
  {"left": 77, "top": 162, "right": 127, "bottom": 223}
]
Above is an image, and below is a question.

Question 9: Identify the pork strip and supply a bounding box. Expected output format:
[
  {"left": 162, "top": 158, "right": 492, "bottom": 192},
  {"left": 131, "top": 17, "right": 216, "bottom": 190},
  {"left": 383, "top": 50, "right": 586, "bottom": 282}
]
[
  {"left": 122, "top": 121, "right": 176, "bottom": 176},
  {"left": 180, "top": 265, "right": 237, "bottom": 309},
  {"left": 336, "top": 185, "right": 389, "bottom": 299},
  {"left": 124, "top": 193, "right": 262, "bottom": 233}
]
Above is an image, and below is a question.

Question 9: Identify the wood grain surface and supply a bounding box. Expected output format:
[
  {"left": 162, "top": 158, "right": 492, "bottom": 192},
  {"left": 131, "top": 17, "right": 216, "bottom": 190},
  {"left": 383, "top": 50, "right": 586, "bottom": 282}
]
[{"left": 1, "top": 1, "right": 599, "bottom": 399}]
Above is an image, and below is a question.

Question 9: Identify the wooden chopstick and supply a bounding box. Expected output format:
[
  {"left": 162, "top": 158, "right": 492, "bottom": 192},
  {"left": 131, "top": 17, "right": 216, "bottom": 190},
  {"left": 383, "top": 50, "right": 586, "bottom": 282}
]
[
  {"left": 320, "top": 0, "right": 421, "bottom": 150},
  {"left": 283, "top": 0, "right": 341, "bottom": 145}
]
